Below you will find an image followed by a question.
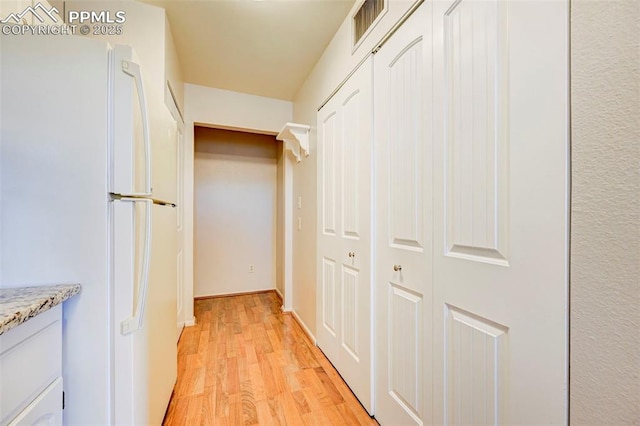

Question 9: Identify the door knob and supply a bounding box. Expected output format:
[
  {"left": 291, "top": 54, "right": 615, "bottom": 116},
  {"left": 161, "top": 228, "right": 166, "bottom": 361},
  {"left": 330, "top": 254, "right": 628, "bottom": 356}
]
[{"left": 393, "top": 264, "right": 402, "bottom": 272}]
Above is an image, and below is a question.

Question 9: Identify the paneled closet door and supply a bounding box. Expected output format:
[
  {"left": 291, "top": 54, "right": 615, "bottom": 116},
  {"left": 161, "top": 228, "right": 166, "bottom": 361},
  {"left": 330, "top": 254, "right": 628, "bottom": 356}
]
[
  {"left": 431, "top": 0, "right": 569, "bottom": 424},
  {"left": 373, "top": 2, "right": 433, "bottom": 425},
  {"left": 317, "top": 56, "right": 374, "bottom": 414}
]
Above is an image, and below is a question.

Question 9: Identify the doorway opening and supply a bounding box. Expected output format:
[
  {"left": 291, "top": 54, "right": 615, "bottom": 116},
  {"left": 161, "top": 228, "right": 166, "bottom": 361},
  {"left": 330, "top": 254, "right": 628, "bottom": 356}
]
[{"left": 193, "top": 126, "right": 286, "bottom": 301}]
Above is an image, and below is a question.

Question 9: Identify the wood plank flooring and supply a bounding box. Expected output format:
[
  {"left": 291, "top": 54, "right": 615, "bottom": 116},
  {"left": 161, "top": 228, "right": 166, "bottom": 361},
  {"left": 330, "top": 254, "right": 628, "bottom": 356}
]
[{"left": 163, "top": 291, "right": 378, "bottom": 425}]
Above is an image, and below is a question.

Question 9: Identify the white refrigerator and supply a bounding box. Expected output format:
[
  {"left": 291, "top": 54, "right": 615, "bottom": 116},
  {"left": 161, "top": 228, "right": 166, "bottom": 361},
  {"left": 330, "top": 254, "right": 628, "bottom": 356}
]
[{"left": 0, "top": 34, "right": 178, "bottom": 425}]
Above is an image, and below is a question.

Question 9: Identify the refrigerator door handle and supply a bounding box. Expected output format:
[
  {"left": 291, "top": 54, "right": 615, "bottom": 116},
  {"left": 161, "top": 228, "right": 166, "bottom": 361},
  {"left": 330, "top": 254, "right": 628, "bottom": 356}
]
[
  {"left": 110, "top": 192, "right": 176, "bottom": 207},
  {"left": 121, "top": 60, "right": 152, "bottom": 196},
  {"left": 118, "top": 197, "right": 152, "bottom": 335}
]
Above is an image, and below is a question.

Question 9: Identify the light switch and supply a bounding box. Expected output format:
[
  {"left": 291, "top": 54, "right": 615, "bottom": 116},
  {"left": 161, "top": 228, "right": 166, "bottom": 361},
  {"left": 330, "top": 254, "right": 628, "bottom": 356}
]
[
  {"left": 297, "top": 196, "right": 302, "bottom": 209},
  {"left": 297, "top": 217, "right": 302, "bottom": 230}
]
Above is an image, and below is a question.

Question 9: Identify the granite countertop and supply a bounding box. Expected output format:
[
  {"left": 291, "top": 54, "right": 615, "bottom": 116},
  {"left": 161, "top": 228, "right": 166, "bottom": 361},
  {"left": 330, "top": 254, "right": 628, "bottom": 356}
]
[{"left": 0, "top": 284, "right": 81, "bottom": 335}]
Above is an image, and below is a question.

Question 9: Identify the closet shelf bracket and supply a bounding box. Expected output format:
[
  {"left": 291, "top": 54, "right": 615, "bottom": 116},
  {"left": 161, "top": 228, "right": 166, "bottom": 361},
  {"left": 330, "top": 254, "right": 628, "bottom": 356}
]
[{"left": 277, "top": 122, "right": 311, "bottom": 163}]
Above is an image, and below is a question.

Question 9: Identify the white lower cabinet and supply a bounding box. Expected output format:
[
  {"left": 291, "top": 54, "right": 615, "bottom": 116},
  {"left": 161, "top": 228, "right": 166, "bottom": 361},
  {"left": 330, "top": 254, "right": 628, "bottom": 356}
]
[
  {"left": 0, "top": 306, "right": 63, "bottom": 426},
  {"left": 8, "top": 379, "right": 62, "bottom": 426}
]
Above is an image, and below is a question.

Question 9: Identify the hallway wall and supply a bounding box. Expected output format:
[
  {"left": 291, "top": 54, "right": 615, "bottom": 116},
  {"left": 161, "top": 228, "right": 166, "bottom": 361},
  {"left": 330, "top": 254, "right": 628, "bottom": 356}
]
[
  {"left": 570, "top": 1, "right": 640, "bottom": 423},
  {"left": 194, "top": 127, "right": 278, "bottom": 297}
]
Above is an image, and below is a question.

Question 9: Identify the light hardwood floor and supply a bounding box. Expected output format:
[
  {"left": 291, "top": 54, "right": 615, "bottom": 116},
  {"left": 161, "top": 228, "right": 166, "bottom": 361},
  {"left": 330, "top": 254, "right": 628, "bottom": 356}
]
[{"left": 163, "top": 291, "right": 378, "bottom": 425}]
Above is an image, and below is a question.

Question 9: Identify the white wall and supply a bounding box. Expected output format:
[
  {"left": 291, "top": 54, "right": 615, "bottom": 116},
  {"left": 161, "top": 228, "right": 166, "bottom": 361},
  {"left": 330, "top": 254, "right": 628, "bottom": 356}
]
[
  {"left": 276, "top": 143, "right": 285, "bottom": 297},
  {"left": 194, "top": 128, "right": 277, "bottom": 297},
  {"left": 165, "top": 15, "right": 184, "bottom": 116},
  {"left": 291, "top": 0, "right": 417, "bottom": 335},
  {"left": 186, "top": 84, "right": 293, "bottom": 133},
  {"left": 570, "top": 1, "right": 640, "bottom": 423},
  {"left": 183, "top": 83, "right": 292, "bottom": 320}
]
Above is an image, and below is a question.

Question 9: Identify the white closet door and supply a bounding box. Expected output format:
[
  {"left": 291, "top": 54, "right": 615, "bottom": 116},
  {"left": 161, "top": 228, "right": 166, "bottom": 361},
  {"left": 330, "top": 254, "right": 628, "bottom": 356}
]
[
  {"left": 373, "top": 2, "right": 433, "bottom": 424},
  {"left": 317, "top": 56, "right": 374, "bottom": 413},
  {"left": 431, "top": 0, "right": 569, "bottom": 424}
]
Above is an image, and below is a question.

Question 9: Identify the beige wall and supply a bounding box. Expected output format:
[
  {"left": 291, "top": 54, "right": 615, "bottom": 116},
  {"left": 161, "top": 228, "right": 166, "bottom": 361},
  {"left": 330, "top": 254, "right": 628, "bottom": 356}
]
[
  {"left": 570, "top": 1, "right": 640, "bottom": 423},
  {"left": 193, "top": 128, "right": 278, "bottom": 297}
]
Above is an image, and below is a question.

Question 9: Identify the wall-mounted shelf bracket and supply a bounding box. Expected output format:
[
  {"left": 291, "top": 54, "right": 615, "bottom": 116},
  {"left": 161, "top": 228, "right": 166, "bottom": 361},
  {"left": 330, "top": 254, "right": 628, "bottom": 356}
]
[{"left": 277, "top": 122, "right": 311, "bottom": 163}]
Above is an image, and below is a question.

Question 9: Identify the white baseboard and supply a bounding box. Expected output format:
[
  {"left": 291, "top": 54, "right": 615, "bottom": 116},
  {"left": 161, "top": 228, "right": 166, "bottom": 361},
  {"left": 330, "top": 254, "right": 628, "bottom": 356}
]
[
  {"left": 292, "top": 309, "right": 316, "bottom": 345},
  {"left": 194, "top": 287, "right": 275, "bottom": 299},
  {"left": 185, "top": 316, "right": 196, "bottom": 327},
  {"left": 274, "top": 287, "right": 284, "bottom": 304}
]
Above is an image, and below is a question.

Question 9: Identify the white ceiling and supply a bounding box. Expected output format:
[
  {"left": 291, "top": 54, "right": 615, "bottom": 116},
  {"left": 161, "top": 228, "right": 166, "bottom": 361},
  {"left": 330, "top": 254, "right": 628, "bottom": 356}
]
[{"left": 140, "top": 0, "right": 355, "bottom": 101}]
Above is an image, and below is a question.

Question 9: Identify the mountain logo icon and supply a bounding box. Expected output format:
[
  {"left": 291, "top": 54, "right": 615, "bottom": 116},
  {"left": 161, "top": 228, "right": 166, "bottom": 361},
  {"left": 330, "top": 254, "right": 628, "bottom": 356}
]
[{"left": 1, "top": 2, "right": 59, "bottom": 24}]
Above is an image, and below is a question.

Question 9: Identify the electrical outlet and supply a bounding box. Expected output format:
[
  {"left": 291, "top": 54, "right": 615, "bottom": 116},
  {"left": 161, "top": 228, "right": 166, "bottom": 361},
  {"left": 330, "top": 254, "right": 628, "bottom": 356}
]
[{"left": 249, "top": 265, "right": 255, "bottom": 273}]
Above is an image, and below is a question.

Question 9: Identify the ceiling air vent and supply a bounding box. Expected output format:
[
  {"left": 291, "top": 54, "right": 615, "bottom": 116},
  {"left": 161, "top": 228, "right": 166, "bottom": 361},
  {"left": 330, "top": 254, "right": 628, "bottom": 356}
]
[{"left": 353, "top": 0, "right": 385, "bottom": 49}]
